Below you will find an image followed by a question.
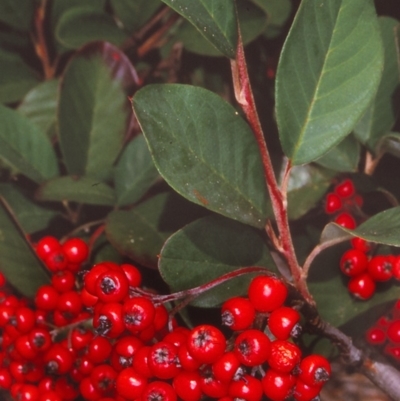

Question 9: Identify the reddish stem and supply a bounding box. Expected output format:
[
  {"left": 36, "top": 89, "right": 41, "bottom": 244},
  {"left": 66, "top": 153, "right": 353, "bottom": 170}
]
[{"left": 230, "top": 26, "right": 312, "bottom": 302}]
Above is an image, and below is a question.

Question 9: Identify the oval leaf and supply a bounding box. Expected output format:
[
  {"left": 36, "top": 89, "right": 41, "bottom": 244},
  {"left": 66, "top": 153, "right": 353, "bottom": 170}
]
[
  {"left": 132, "top": 84, "right": 269, "bottom": 229},
  {"left": 161, "top": 0, "right": 237, "bottom": 58},
  {"left": 276, "top": 0, "right": 384, "bottom": 165},
  {"left": 0, "top": 199, "right": 50, "bottom": 298},
  {"left": 58, "top": 42, "right": 139, "bottom": 180},
  {"left": 114, "top": 135, "right": 160, "bottom": 206},
  {"left": 159, "top": 215, "right": 274, "bottom": 307},
  {"left": 56, "top": 7, "right": 128, "bottom": 49},
  {"left": 0, "top": 105, "right": 59, "bottom": 183},
  {"left": 354, "top": 18, "right": 400, "bottom": 149},
  {"left": 106, "top": 191, "right": 209, "bottom": 268},
  {"left": 36, "top": 176, "right": 116, "bottom": 206}
]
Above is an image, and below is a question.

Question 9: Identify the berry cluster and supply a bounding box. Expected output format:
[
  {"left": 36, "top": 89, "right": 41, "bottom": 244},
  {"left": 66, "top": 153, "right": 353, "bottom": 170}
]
[
  {"left": 0, "top": 236, "right": 331, "bottom": 401},
  {"left": 324, "top": 178, "right": 363, "bottom": 229},
  {"left": 366, "top": 300, "right": 400, "bottom": 363},
  {"left": 339, "top": 237, "right": 400, "bottom": 300}
]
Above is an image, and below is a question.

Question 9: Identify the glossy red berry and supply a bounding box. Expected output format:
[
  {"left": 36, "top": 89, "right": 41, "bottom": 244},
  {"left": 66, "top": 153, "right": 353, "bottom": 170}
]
[
  {"left": 350, "top": 237, "right": 371, "bottom": 253},
  {"left": 334, "top": 179, "right": 355, "bottom": 198},
  {"left": 387, "top": 320, "right": 400, "bottom": 343},
  {"left": 221, "top": 297, "right": 255, "bottom": 331},
  {"left": 13, "top": 306, "right": 36, "bottom": 333},
  {"left": 142, "top": 381, "right": 177, "bottom": 401},
  {"left": 52, "top": 270, "right": 75, "bottom": 293},
  {"left": 268, "top": 306, "right": 301, "bottom": 340},
  {"left": 365, "top": 327, "right": 386, "bottom": 345},
  {"left": 111, "top": 335, "right": 143, "bottom": 371},
  {"left": 149, "top": 341, "right": 180, "bottom": 379},
  {"left": 43, "top": 344, "right": 74, "bottom": 375},
  {"left": 94, "top": 302, "right": 125, "bottom": 338},
  {"left": 348, "top": 273, "right": 375, "bottom": 300},
  {"left": 248, "top": 276, "right": 287, "bottom": 312},
  {"left": 116, "top": 368, "right": 147, "bottom": 400},
  {"left": 293, "top": 379, "right": 322, "bottom": 401},
  {"left": 120, "top": 263, "right": 142, "bottom": 288},
  {"left": 29, "top": 327, "right": 52, "bottom": 352},
  {"left": 262, "top": 369, "right": 296, "bottom": 401},
  {"left": 187, "top": 324, "right": 226, "bottom": 364},
  {"left": 35, "top": 285, "right": 59, "bottom": 311},
  {"left": 340, "top": 249, "right": 368, "bottom": 277},
  {"left": 200, "top": 374, "right": 229, "bottom": 399},
  {"left": 173, "top": 371, "right": 202, "bottom": 401},
  {"left": 36, "top": 236, "right": 61, "bottom": 261},
  {"left": 177, "top": 343, "right": 202, "bottom": 372},
  {"left": 212, "top": 351, "right": 241, "bottom": 383},
  {"left": 90, "top": 364, "right": 117, "bottom": 394},
  {"left": 132, "top": 345, "right": 153, "bottom": 378},
  {"left": 96, "top": 269, "right": 129, "bottom": 303},
  {"left": 79, "top": 377, "right": 103, "bottom": 401},
  {"left": 234, "top": 329, "right": 271, "bottom": 366},
  {"left": 62, "top": 238, "right": 89, "bottom": 264},
  {"left": 123, "top": 296, "right": 155, "bottom": 333},
  {"left": 228, "top": 374, "right": 263, "bottom": 401},
  {"left": 367, "top": 255, "right": 393, "bottom": 282},
  {"left": 57, "top": 291, "right": 82, "bottom": 319},
  {"left": 335, "top": 212, "right": 356, "bottom": 229},
  {"left": 268, "top": 340, "right": 302, "bottom": 373},
  {"left": 45, "top": 250, "right": 68, "bottom": 272},
  {"left": 0, "top": 368, "right": 12, "bottom": 389},
  {"left": 324, "top": 193, "right": 342, "bottom": 214},
  {"left": 298, "top": 354, "right": 331, "bottom": 387},
  {"left": 87, "top": 336, "right": 113, "bottom": 364}
]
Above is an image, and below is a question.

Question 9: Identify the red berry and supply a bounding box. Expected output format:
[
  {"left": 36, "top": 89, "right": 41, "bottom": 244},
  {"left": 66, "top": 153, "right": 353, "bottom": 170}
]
[
  {"left": 90, "top": 364, "right": 117, "bottom": 394},
  {"left": 268, "top": 340, "right": 302, "bottom": 374},
  {"left": 149, "top": 341, "right": 181, "bottom": 379},
  {"left": 234, "top": 329, "right": 271, "bottom": 367},
  {"left": 365, "top": 327, "right": 386, "bottom": 345},
  {"left": 334, "top": 179, "right": 355, "bottom": 198},
  {"left": 200, "top": 374, "right": 229, "bottom": 399},
  {"left": 221, "top": 297, "right": 255, "bottom": 331},
  {"left": 212, "top": 351, "right": 241, "bottom": 383},
  {"left": 35, "top": 285, "right": 59, "bottom": 311},
  {"left": 132, "top": 345, "right": 153, "bottom": 378},
  {"left": 94, "top": 302, "right": 125, "bottom": 338},
  {"left": 123, "top": 297, "right": 155, "bottom": 333},
  {"left": 387, "top": 320, "right": 400, "bottom": 343},
  {"left": 367, "top": 255, "right": 393, "bottom": 282},
  {"left": 248, "top": 276, "right": 287, "bottom": 312},
  {"left": 187, "top": 324, "right": 226, "bottom": 364},
  {"left": 228, "top": 374, "right": 263, "bottom": 401},
  {"left": 298, "top": 354, "right": 331, "bottom": 387},
  {"left": 36, "top": 236, "right": 61, "bottom": 261},
  {"left": 96, "top": 269, "right": 129, "bottom": 303},
  {"left": 324, "top": 193, "right": 342, "bottom": 214},
  {"left": 116, "top": 368, "right": 147, "bottom": 400},
  {"left": 84, "top": 262, "right": 119, "bottom": 295},
  {"left": 51, "top": 270, "right": 75, "bottom": 293},
  {"left": 0, "top": 368, "right": 12, "bottom": 389},
  {"left": 268, "top": 306, "right": 301, "bottom": 340},
  {"left": 43, "top": 344, "right": 74, "bottom": 375},
  {"left": 173, "top": 371, "right": 202, "bottom": 401},
  {"left": 45, "top": 250, "right": 68, "bottom": 272},
  {"left": 339, "top": 249, "right": 368, "bottom": 277},
  {"left": 79, "top": 377, "right": 102, "bottom": 401},
  {"left": 87, "top": 336, "right": 113, "bottom": 364},
  {"left": 62, "top": 238, "right": 89, "bottom": 264},
  {"left": 348, "top": 273, "right": 375, "bottom": 300},
  {"left": 57, "top": 291, "right": 82, "bottom": 319},
  {"left": 335, "top": 212, "right": 356, "bottom": 229},
  {"left": 262, "top": 369, "right": 296, "bottom": 401},
  {"left": 350, "top": 237, "right": 371, "bottom": 253},
  {"left": 142, "top": 381, "right": 177, "bottom": 401},
  {"left": 111, "top": 335, "right": 143, "bottom": 371},
  {"left": 293, "top": 379, "right": 323, "bottom": 401},
  {"left": 120, "top": 263, "right": 142, "bottom": 288},
  {"left": 0, "top": 272, "right": 5, "bottom": 287},
  {"left": 177, "top": 343, "right": 202, "bottom": 372},
  {"left": 13, "top": 306, "right": 36, "bottom": 333}
]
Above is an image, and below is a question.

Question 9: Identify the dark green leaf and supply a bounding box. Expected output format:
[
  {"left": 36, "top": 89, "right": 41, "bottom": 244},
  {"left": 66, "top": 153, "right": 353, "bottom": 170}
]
[
  {"left": 286, "top": 165, "right": 334, "bottom": 220},
  {"left": 114, "top": 135, "right": 160, "bottom": 206},
  {"left": 106, "top": 191, "right": 209, "bottom": 268},
  {"left": 0, "top": 199, "right": 50, "bottom": 298},
  {"left": 159, "top": 215, "right": 274, "bottom": 307},
  {"left": 315, "top": 135, "right": 360, "bottom": 172},
  {"left": 133, "top": 84, "right": 269, "bottom": 228},
  {"left": 110, "top": 0, "right": 161, "bottom": 32},
  {"left": 0, "top": 49, "right": 40, "bottom": 104},
  {"left": 308, "top": 242, "right": 398, "bottom": 337},
  {"left": 161, "top": 0, "right": 237, "bottom": 58},
  {"left": 56, "top": 7, "right": 128, "bottom": 49},
  {"left": 0, "top": 0, "right": 34, "bottom": 31},
  {"left": 58, "top": 42, "right": 138, "bottom": 180},
  {"left": 92, "top": 233, "right": 124, "bottom": 265},
  {"left": 276, "top": 0, "right": 384, "bottom": 165},
  {"left": 0, "top": 105, "right": 59, "bottom": 183},
  {"left": 354, "top": 18, "right": 400, "bottom": 148},
  {"left": 175, "top": 0, "right": 267, "bottom": 57},
  {"left": 18, "top": 80, "right": 59, "bottom": 139},
  {"left": 377, "top": 132, "right": 400, "bottom": 158},
  {"left": 0, "top": 184, "right": 59, "bottom": 234},
  {"left": 36, "top": 176, "right": 116, "bottom": 206}
]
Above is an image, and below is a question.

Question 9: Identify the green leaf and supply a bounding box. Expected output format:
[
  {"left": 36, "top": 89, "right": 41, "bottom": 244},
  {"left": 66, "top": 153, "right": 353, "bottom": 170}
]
[
  {"left": 354, "top": 18, "right": 400, "bottom": 148},
  {"left": 106, "top": 191, "right": 209, "bottom": 268},
  {"left": 308, "top": 242, "right": 398, "bottom": 337},
  {"left": 377, "top": 132, "right": 400, "bottom": 158},
  {"left": 286, "top": 165, "right": 334, "bottom": 220},
  {"left": 0, "top": 184, "right": 59, "bottom": 234},
  {"left": 114, "top": 135, "right": 160, "bottom": 206},
  {"left": 58, "top": 42, "right": 138, "bottom": 180},
  {"left": 133, "top": 84, "right": 269, "bottom": 229},
  {"left": 0, "top": 49, "right": 40, "bottom": 104},
  {"left": 0, "top": 105, "right": 59, "bottom": 183},
  {"left": 276, "top": 0, "right": 384, "bottom": 165},
  {"left": 161, "top": 0, "right": 237, "bottom": 58},
  {"left": 315, "top": 135, "right": 360, "bottom": 172},
  {"left": 159, "top": 215, "right": 274, "bottom": 307},
  {"left": 0, "top": 199, "right": 50, "bottom": 298},
  {"left": 18, "top": 80, "right": 59, "bottom": 139},
  {"left": 36, "top": 176, "right": 116, "bottom": 206},
  {"left": 0, "top": 0, "right": 34, "bottom": 31},
  {"left": 56, "top": 6, "right": 128, "bottom": 49},
  {"left": 110, "top": 0, "right": 161, "bottom": 32}
]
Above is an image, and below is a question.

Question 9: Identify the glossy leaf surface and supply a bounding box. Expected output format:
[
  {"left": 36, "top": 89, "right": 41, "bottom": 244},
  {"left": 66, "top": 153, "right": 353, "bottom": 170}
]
[
  {"left": 0, "top": 49, "right": 40, "bottom": 104},
  {"left": 0, "top": 105, "right": 59, "bottom": 183},
  {"left": 133, "top": 84, "right": 269, "bottom": 228},
  {"left": 354, "top": 17, "right": 400, "bottom": 148},
  {"left": 58, "top": 42, "right": 138, "bottom": 180},
  {"left": 56, "top": 7, "right": 128, "bottom": 49},
  {"left": 106, "top": 191, "right": 208, "bottom": 268},
  {"left": 0, "top": 199, "right": 50, "bottom": 298},
  {"left": 276, "top": 0, "right": 383, "bottom": 164},
  {"left": 0, "top": 184, "right": 59, "bottom": 234},
  {"left": 114, "top": 135, "right": 160, "bottom": 206},
  {"left": 18, "top": 80, "right": 59, "bottom": 139},
  {"left": 159, "top": 215, "right": 273, "bottom": 307},
  {"left": 161, "top": 0, "right": 237, "bottom": 58},
  {"left": 36, "top": 176, "right": 116, "bottom": 206}
]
